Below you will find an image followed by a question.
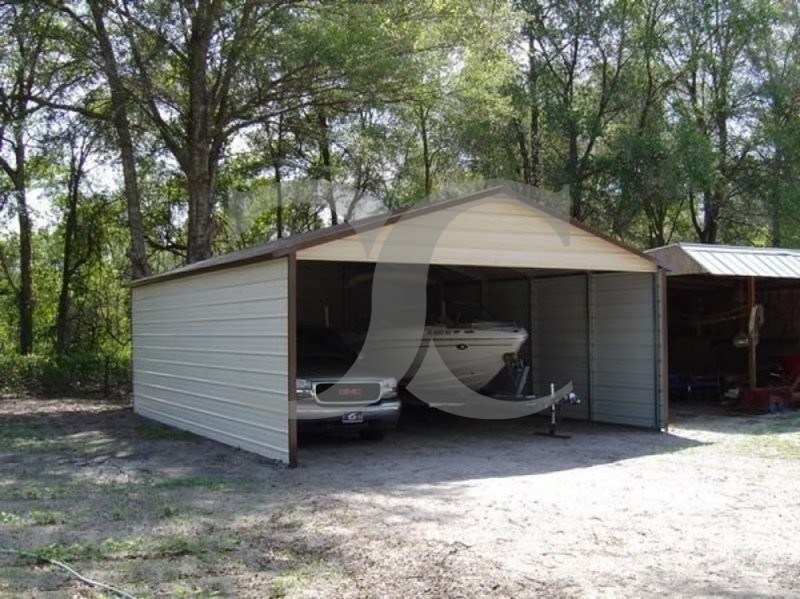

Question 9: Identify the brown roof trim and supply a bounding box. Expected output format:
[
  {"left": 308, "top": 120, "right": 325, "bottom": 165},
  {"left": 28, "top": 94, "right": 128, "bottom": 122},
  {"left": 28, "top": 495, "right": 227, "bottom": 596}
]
[{"left": 128, "top": 185, "right": 658, "bottom": 288}]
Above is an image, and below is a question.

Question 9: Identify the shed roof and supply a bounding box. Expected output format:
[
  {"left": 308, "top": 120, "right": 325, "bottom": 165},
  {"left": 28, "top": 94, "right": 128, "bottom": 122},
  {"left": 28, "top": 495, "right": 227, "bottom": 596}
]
[
  {"left": 646, "top": 242, "right": 800, "bottom": 278},
  {"left": 131, "top": 185, "right": 658, "bottom": 288}
]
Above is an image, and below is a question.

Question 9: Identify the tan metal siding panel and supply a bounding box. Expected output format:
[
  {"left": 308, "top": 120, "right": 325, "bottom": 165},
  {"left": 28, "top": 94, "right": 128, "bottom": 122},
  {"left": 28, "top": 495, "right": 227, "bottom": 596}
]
[
  {"left": 298, "top": 195, "right": 656, "bottom": 273},
  {"left": 132, "top": 260, "right": 289, "bottom": 462},
  {"left": 590, "top": 273, "right": 658, "bottom": 428},
  {"left": 535, "top": 276, "right": 590, "bottom": 419}
]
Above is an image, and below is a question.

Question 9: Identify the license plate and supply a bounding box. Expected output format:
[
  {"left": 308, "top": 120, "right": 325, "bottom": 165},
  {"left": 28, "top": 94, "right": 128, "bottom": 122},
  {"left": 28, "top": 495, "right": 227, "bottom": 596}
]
[{"left": 341, "top": 411, "right": 364, "bottom": 424}]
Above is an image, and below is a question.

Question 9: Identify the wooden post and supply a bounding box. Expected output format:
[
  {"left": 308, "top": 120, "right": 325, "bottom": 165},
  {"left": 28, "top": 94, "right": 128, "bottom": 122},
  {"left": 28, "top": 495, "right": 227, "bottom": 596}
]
[{"left": 748, "top": 276, "right": 757, "bottom": 389}]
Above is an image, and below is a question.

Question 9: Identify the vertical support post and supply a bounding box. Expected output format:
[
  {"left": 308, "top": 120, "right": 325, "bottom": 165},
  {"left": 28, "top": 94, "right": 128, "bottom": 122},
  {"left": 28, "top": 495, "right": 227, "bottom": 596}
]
[
  {"left": 287, "top": 253, "right": 298, "bottom": 468},
  {"left": 586, "top": 273, "right": 595, "bottom": 422},
  {"left": 656, "top": 270, "right": 669, "bottom": 430},
  {"left": 748, "top": 276, "right": 757, "bottom": 390},
  {"left": 529, "top": 276, "right": 537, "bottom": 395}
]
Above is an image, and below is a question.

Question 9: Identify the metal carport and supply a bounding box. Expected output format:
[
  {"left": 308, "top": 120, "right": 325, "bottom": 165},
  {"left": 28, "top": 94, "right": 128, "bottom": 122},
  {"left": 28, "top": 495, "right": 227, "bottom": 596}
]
[{"left": 130, "top": 186, "right": 667, "bottom": 466}]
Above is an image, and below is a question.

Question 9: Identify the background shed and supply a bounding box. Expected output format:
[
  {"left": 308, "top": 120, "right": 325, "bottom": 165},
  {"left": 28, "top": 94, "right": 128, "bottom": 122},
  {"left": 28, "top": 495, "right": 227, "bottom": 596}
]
[{"left": 647, "top": 243, "right": 800, "bottom": 407}]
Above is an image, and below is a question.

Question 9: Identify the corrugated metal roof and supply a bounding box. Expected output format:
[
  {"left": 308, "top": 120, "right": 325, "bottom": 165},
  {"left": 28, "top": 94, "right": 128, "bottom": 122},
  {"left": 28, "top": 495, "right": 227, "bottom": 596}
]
[{"left": 646, "top": 242, "right": 800, "bottom": 278}]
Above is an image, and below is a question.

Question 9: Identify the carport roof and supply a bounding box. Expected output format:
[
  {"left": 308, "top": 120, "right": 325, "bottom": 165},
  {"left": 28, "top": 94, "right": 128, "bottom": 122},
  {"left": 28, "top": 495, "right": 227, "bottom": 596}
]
[
  {"left": 130, "top": 185, "right": 658, "bottom": 288},
  {"left": 647, "top": 242, "right": 800, "bottom": 278}
]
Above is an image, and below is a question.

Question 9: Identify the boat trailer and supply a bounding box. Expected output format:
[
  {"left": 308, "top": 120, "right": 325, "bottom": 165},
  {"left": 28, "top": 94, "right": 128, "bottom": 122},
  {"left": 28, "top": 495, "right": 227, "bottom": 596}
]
[{"left": 493, "top": 355, "right": 581, "bottom": 438}]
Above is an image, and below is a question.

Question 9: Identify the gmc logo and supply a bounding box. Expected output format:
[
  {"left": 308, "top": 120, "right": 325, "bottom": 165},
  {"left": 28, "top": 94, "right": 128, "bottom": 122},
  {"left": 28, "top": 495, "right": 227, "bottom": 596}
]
[{"left": 337, "top": 387, "right": 362, "bottom": 396}]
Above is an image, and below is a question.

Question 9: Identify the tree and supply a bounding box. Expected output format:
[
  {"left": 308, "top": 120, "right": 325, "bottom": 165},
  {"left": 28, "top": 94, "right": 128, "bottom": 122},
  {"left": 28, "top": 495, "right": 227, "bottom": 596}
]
[
  {"left": 750, "top": 0, "right": 800, "bottom": 246},
  {"left": 0, "top": 3, "right": 55, "bottom": 353},
  {"left": 519, "top": 0, "right": 634, "bottom": 220},
  {"left": 53, "top": 125, "right": 96, "bottom": 354},
  {"left": 670, "top": 0, "right": 767, "bottom": 243},
  {"left": 605, "top": 0, "right": 688, "bottom": 247},
  {"left": 108, "top": 0, "right": 436, "bottom": 262}
]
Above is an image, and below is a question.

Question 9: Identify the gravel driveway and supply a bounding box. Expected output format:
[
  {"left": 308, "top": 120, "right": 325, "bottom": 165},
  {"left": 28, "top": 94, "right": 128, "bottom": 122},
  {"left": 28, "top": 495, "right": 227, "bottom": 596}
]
[{"left": 1, "top": 397, "right": 799, "bottom": 597}]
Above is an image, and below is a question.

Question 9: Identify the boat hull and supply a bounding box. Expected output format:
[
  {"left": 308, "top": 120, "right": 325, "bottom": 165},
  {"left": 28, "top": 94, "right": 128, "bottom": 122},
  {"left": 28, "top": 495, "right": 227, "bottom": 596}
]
[{"left": 353, "top": 325, "right": 528, "bottom": 391}]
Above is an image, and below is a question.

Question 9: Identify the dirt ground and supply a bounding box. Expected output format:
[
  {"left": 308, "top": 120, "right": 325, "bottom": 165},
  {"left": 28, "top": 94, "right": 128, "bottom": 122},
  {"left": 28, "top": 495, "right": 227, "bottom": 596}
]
[{"left": 1, "top": 397, "right": 799, "bottom": 598}]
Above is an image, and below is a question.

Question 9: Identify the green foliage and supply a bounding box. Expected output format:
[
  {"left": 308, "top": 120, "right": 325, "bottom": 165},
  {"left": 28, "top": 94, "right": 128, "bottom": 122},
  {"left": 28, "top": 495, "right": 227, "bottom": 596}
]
[
  {"left": 0, "top": 0, "right": 799, "bottom": 391},
  {"left": 0, "top": 352, "right": 130, "bottom": 396},
  {"left": 28, "top": 510, "right": 66, "bottom": 526},
  {"left": 32, "top": 535, "right": 208, "bottom": 562}
]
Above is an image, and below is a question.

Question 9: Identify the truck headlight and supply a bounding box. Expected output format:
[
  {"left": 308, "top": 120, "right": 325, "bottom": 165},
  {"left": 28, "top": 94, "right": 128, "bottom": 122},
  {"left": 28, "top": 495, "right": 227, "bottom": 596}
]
[
  {"left": 296, "top": 378, "right": 313, "bottom": 399},
  {"left": 382, "top": 377, "right": 398, "bottom": 398}
]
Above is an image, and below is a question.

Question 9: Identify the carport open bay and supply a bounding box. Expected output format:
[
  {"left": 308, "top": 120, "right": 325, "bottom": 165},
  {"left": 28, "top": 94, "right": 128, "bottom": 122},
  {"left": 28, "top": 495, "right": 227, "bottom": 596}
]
[{"left": 2, "top": 397, "right": 799, "bottom": 597}]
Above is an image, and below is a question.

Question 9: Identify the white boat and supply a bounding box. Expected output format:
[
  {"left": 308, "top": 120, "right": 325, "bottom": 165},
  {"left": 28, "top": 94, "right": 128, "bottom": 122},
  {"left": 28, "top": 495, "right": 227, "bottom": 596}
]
[{"left": 350, "top": 323, "right": 529, "bottom": 391}]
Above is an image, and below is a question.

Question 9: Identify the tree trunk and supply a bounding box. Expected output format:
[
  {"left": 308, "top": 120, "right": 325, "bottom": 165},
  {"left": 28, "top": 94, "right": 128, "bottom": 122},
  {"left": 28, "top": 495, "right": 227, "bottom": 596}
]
[
  {"left": 15, "top": 139, "right": 33, "bottom": 355},
  {"left": 527, "top": 30, "right": 540, "bottom": 187},
  {"left": 419, "top": 106, "right": 432, "bottom": 196},
  {"left": 317, "top": 112, "right": 338, "bottom": 225},
  {"left": 185, "top": 2, "right": 217, "bottom": 263},
  {"left": 56, "top": 175, "right": 79, "bottom": 355},
  {"left": 770, "top": 180, "right": 782, "bottom": 246},
  {"left": 567, "top": 126, "right": 583, "bottom": 219},
  {"left": 274, "top": 161, "right": 283, "bottom": 238},
  {"left": 88, "top": 0, "right": 149, "bottom": 279},
  {"left": 186, "top": 173, "right": 216, "bottom": 262},
  {"left": 55, "top": 140, "right": 87, "bottom": 355},
  {"left": 515, "top": 120, "right": 531, "bottom": 184}
]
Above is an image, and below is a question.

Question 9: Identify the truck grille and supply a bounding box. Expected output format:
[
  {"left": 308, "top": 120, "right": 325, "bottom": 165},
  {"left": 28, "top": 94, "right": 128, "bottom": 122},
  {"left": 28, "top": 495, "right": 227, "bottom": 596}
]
[{"left": 314, "top": 382, "right": 382, "bottom": 404}]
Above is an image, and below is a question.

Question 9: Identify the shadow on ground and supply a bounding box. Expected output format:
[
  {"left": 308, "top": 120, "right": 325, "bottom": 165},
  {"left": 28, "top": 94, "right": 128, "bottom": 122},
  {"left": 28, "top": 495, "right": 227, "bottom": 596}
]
[
  {"left": 2, "top": 397, "right": 796, "bottom": 598},
  {"left": 0, "top": 397, "right": 710, "bottom": 490},
  {"left": 293, "top": 404, "right": 706, "bottom": 489}
]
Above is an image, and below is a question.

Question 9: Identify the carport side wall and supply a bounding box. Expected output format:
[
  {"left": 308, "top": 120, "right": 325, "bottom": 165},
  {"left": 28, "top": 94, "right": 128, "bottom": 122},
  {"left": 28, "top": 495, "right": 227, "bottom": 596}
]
[
  {"left": 131, "top": 259, "right": 291, "bottom": 463},
  {"left": 590, "top": 272, "right": 660, "bottom": 428},
  {"left": 532, "top": 275, "right": 591, "bottom": 420}
]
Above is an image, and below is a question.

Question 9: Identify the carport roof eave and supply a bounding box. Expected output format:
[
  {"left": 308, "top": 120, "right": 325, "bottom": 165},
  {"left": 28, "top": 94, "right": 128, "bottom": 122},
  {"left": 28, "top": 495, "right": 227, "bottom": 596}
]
[
  {"left": 647, "top": 242, "right": 800, "bottom": 279},
  {"left": 128, "top": 185, "right": 659, "bottom": 289}
]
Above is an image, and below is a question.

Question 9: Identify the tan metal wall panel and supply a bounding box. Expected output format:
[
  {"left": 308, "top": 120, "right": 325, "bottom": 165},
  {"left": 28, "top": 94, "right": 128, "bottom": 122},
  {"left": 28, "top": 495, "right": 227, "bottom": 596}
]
[
  {"left": 590, "top": 273, "right": 658, "bottom": 428},
  {"left": 534, "top": 275, "right": 590, "bottom": 419},
  {"left": 132, "top": 260, "right": 290, "bottom": 462},
  {"left": 297, "top": 195, "right": 656, "bottom": 273}
]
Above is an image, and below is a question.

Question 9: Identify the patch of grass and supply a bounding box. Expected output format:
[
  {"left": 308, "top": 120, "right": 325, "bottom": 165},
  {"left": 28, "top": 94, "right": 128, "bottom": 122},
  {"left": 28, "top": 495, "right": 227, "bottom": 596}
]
[
  {"left": 109, "top": 506, "right": 131, "bottom": 521},
  {"left": 153, "top": 476, "right": 229, "bottom": 490},
  {"left": 268, "top": 564, "right": 316, "bottom": 598},
  {"left": 31, "top": 535, "right": 210, "bottom": 562},
  {"left": 152, "top": 475, "right": 252, "bottom": 491},
  {"left": 0, "top": 511, "right": 22, "bottom": 524},
  {"left": 268, "top": 509, "right": 304, "bottom": 532},
  {"left": 157, "top": 504, "right": 178, "bottom": 519},
  {"left": 134, "top": 421, "right": 199, "bottom": 442},
  {"left": 0, "top": 483, "right": 69, "bottom": 501},
  {"left": 34, "top": 538, "right": 137, "bottom": 562},
  {"left": 0, "top": 423, "right": 66, "bottom": 454},
  {"left": 218, "top": 536, "right": 241, "bottom": 552},
  {"left": 151, "top": 536, "right": 207, "bottom": 557},
  {"left": 173, "top": 585, "right": 223, "bottom": 598},
  {"left": 754, "top": 414, "right": 800, "bottom": 435},
  {"left": 0, "top": 422, "right": 112, "bottom": 455},
  {"left": 28, "top": 510, "right": 66, "bottom": 525},
  {"left": 734, "top": 435, "right": 800, "bottom": 459}
]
